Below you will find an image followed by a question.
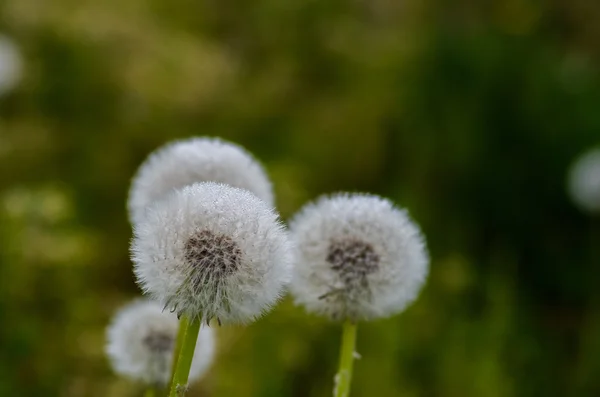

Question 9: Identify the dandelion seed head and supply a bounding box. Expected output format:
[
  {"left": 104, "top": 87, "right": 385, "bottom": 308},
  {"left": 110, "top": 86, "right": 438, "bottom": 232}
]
[
  {"left": 289, "top": 193, "right": 429, "bottom": 321},
  {"left": 131, "top": 182, "right": 293, "bottom": 324},
  {"left": 568, "top": 147, "right": 600, "bottom": 214},
  {"left": 105, "top": 299, "right": 214, "bottom": 385},
  {"left": 128, "top": 137, "right": 274, "bottom": 226}
]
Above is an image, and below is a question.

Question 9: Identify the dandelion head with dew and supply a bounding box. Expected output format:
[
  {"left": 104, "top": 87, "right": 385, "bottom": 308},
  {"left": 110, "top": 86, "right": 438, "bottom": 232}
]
[
  {"left": 132, "top": 182, "right": 292, "bottom": 325},
  {"left": 288, "top": 193, "right": 429, "bottom": 397}
]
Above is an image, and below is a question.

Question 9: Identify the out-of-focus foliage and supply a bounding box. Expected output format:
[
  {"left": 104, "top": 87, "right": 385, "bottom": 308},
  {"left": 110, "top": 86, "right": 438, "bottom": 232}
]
[{"left": 1, "top": 0, "right": 599, "bottom": 396}]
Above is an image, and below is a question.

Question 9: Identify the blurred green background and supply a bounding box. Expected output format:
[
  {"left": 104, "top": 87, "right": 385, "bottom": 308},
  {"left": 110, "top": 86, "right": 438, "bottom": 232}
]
[{"left": 1, "top": 0, "right": 599, "bottom": 396}]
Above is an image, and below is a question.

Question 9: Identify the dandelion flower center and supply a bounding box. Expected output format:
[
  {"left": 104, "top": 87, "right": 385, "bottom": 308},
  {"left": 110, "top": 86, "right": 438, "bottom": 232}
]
[
  {"left": 184, "top": 230, "right": 242, "bottom": 277},
  {"left": 325, "top": 239, "right": 380, "bottom": 308},
  {"left": 143, "top": 332, "right": 174, "bottom": 353},
  {"left": 326, "top": 239, "right": 380, "bottom": 279},
  {"left": 183, "top": 230, "right": 243, "bottom": 304}
]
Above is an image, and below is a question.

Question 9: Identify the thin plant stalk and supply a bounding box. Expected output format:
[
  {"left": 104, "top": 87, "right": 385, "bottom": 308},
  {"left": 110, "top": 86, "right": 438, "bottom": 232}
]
[
  {"left": 333, "top": 320, "right": 358, "bottom": 397},
  {"left": 168, "top": 316, "right": 200, "bottom": 397},
  {"left": 170, "top": 316, "right": 189, "bottom": 384}
]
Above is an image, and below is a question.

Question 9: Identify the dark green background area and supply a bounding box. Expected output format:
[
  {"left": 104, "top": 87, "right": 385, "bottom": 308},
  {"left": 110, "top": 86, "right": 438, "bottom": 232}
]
[{"left": 1, "top": 0, "right": 599, "bottom": 396}]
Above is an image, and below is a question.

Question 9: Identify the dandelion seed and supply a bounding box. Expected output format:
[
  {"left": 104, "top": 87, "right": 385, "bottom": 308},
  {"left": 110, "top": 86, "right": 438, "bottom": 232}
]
[
  {"left": 105, "top": 299, "right": 214, "bottom": 386},
  {"left": 131, "top": 182, "right": 293, "bottom": 324},
  {"left": 289, "top": 193, "right": 429, "bottom": 321},
  {"left": 128, "top": 137, "right": 274, "bottom": 226},
  {"left": 568, "top": 147, "right": 600, "bottom": 214}
]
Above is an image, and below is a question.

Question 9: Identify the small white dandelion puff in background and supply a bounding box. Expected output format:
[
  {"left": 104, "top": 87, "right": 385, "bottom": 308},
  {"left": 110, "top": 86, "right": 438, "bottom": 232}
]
[
  {"left": 0, "top": 34, "right": 22, "bottom": 96},
  {"left": 568, "top": 147, "right": 600, "bottom": 214},
  {"left": 289, "top": 193, "right": 429, "bottom": 321},
  {"left": 105, "top": 299, "right": 214, "bottom": 386},
  {"left": 289, "top": 193, "right": 429, "bottom": 397},
  {"left": 131, "top": 182, "right": 293, "bottom": 325},
  {"left": 128, "top": 137, "right": 274, "bottom": 226}
]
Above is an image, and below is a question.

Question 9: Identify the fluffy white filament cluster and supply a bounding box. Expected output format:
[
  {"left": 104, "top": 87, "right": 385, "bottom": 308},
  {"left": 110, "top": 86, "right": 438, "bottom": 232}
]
[
  {"left": 128, "top": 137, "right": 274, "bottom": 226},
  {"left": 0, "top": 35, "right": 22, "bottom": 96},
  {"left": 105, "top": 299, "right": 214, "bottom": 386},
  {"left": 568, "top": 147, "right": 600, "bottom": 214},
  {"left": 289, "top": 193, "right": 429, "bottom": 321},
  {"left": 132, "top": 182, "right": 292, "bottom": 324}
]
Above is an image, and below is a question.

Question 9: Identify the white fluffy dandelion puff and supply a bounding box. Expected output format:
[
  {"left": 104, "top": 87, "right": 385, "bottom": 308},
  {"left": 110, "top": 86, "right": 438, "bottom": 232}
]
[
  {"left": 568, "top": 147, "right": 600, "bottom": 214},
  {"left": 289, "top": 193, "right": 429, "bottom": 321},
  {"left": 131, "top": 182, "right": 293, "bottom": 324},
  {"left": 128, "top": 137, "right": 274, "bottom": 226},
  {"left": 105, "top": 299, "right": 215, "bottom": 386}
]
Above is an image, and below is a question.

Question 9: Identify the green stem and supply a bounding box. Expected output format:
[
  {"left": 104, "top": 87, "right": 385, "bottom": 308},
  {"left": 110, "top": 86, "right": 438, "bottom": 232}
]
[
  {"left": 168, "top": 316, "right": 200, "bottom": 397},
  {"left": 333, "top": 320, "right": 358, "bottom": 397},
  {"left": 170, "top": 316, "right": 189, "bottom": 384}
]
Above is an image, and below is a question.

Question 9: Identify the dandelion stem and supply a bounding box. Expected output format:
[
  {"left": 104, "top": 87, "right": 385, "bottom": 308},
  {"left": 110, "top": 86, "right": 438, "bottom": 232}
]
[
  {"left": 170, "top": 316, "right": 189, "bottom": 384},
  {"left": 168, "top": 316, "right": 200, "bottom": 397},
  {"left": 333, "top": 320, "right": 358, "bottom": 397}
]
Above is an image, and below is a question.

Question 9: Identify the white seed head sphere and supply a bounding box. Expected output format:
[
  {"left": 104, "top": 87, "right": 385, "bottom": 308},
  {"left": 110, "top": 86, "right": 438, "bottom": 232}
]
[
  {"left": 568, "top": 147, "right": 600, "bottom": 214},
  {"left": 128, "top": 137, "right": 274, "bottom": 226},
  {"left": 105, "top": 299, "right": 215, "bottom": 386},
  {"left": 289, "top": 193, "right": 429, "bottom": 321},
  {"left": 132, "top": 182, "right": 292, "bottom": 324}
]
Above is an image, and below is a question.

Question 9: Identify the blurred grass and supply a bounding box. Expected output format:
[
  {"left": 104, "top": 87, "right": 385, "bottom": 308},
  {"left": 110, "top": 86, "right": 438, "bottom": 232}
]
[{"left": 1, "top": 0, "right": 600, "bottom": 396}]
